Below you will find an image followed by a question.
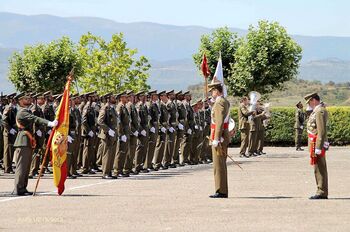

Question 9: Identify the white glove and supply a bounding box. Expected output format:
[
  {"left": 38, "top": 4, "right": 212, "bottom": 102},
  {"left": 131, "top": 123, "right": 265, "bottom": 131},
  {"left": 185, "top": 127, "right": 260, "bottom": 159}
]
[
  {"left": 150, "top": 127, "right": 156, "bottom": 133},
  {"left": 212, "top": 139, "right": 219, "bottom": 147},
  {"left": 88, "top": 130, "right": 94, "bottom": 138},
  {"left": 178, "top": 123, "right": 184, "bottom": 130},
  {"left": 195, "top": 125, "right": 199, "bottom": 130},
  {"left": 9, "top": 128, "right": 17, "bottom": 135},
  {"left": 315, "top": 149, "right": 322, "bottom": 155},
  {"left": 169, "top": 127, "right": 175, "bottom": 133},
  {"left": 108, "top": 129, "right": 115, "bottom": 137},
  {"left": 67, "top": 135, "right": 73, "bottom": 144},
  {"left": 300, "top": 126, "right": 304, "bottom": 130},
  {"left": 220, "top": 137, "right": 224, "bottom": 143},
  {"left": 47, "top": 120, "right": 58, "bottom": 128},
  {"left": 140, "top": 130, "right": 147, "bottom": 136},
  {"left": 47, "top": 129, "right": 52, "bottom": 135},
  {"left": 200, "top": 126, "right": 203, "bottom": 131},
  {"left": 121, "top": 135, "right": 127, "bottom": 142},
  {"left": 133, "top": 131, "right": 139, "bottom": 137},
  {"left": 187, "top": 129, "right": 192, "bottom": 135},
  {"left": 161, "top": 127, "right": 167, "bottom": 133},
  {"left": 36, "top": 130, "right": 42, "bottom": 137}
]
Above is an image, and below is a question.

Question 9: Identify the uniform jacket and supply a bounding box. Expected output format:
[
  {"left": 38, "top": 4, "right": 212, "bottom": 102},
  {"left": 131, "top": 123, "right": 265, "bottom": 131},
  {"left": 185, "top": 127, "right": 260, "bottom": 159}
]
[
  {"left": 211, "top": 96, "right": 230, "bottom": 146},
  {"left": 307, "top": 103, "right": 328, "bottom": 150}
]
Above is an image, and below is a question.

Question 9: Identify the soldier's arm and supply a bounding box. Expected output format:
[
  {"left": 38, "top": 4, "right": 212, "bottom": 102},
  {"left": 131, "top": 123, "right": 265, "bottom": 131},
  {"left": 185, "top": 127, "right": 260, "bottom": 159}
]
[
  {"left": 2, "top": 106, "right": 10, "bottom": 131},
  {"left": 315, "top": 110, "right": 327, "bottom": 150},
  {"left": 97, "top": 106, "right": 109, "bottom": 132},
  {"left": 81, "top": 104, "right": 91, "bottom": 134},
  {"left": 116, "top": 105, "right": 124, "bottom": 136},
  {"left": 214, "top": 100, "right": 226, "bottom": 141},
  {"left": 240, "top": 105, "right": 253, "bottom": 117},
  {"left": 24, "top": 111, "right": 50, "bottom": 126}
]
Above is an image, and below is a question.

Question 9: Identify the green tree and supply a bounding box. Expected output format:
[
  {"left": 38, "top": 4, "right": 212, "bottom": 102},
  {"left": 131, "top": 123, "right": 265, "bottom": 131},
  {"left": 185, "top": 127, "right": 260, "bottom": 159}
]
[
  {"left": 78, "top": 32, "right": 151, "bottom": 94},
  {"left": 8, "top": 37, "right": 82, "bottom": 93},
  {"left": 228, "top": 20, "right": 302, "bottom": 96},
  {"left": 193, "top": 27, "right": 238, "bottom": 81}
]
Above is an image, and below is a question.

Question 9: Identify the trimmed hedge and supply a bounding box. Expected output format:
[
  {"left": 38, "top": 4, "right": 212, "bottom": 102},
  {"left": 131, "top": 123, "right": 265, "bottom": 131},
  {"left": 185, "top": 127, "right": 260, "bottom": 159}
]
[{"left": 230, "top": 107, "right": 350, "bottom": 146}]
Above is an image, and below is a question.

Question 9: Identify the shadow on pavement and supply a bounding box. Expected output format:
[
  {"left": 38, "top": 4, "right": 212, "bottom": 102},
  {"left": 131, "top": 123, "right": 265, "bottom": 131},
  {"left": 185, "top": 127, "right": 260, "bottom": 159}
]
[{"left": 234, "top": 196, "right": 295, "bottom": 199}]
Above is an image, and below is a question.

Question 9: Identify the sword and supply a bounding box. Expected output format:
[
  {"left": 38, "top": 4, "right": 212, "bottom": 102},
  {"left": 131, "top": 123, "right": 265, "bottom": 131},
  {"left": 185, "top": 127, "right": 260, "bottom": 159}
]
[{"left": 206, "top": 136, "right": 244, "bottom": 171}]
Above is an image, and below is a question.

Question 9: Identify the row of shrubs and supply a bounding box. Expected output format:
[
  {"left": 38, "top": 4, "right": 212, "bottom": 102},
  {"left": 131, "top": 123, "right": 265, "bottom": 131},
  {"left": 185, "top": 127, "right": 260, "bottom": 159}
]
[{"left": 230, "top": 107, "right": 350, "bottom": 146}]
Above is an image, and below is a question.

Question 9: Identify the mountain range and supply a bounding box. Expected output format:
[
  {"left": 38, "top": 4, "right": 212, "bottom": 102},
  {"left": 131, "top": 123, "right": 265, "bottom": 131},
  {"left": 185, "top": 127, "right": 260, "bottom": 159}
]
[{"left": 1, "top": 12, "right": 350, "bottom": 93}]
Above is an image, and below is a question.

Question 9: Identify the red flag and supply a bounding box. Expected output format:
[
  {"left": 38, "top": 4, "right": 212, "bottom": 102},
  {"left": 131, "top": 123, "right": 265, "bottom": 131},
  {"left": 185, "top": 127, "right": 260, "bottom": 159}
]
[
  {"left": 201, "top": 54, "right": 210, "bottom": 78},
  {"left": 50, "top": 78, "right": 71, "bottom": 195}
]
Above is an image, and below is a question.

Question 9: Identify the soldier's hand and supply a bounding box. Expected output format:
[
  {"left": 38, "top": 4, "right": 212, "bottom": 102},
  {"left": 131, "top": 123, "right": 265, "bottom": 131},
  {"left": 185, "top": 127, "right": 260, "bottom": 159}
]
[
  {"left": 120, "top": 135, "right": 127, "bottom": 142},
  {"left": 315, "top": 149, "right": 322, "bottom": 155},
  {"left": 88, "top": 130, "right": 94, "bottom": 138},
  {"left": 169, "top": 127, "right": 175, "bottom": 133},
  {"left": 133, "top": 131, "right": 139, "bottom": 137},
  {"left": 187, "top": 128, "right": 192, "bottom": 135},
  {"left": 300, "top": 126, "right": 304, "bottom": 130},
  {"left": 36, "top": 130, "right": 42, "bottom": 137},
  {"left": 212, "top": 139, "right": 219, "bottom": 147},
  {"left": 48, "top": 120, "right": 58, "bottom": 128},
  {"left": 178, "top": 123, "right": 184, "bottom": 130},
  {"left": 140, "top": 130, "right": 147, "bottom": 136},
  {"left": 150, "top": 127, "right": 156, "bottom": 133},
  {"left": 161, "top": 127, "right": 167, "bottom": 133},
  {"left": 108, "top": 129, "right": 115, "bottom": 137},
  {"left": 9, "top": 128, "right": 17, "bottom": 135},
  {"left": 67, "top": 135, "right": 73, "bottom": 143}
]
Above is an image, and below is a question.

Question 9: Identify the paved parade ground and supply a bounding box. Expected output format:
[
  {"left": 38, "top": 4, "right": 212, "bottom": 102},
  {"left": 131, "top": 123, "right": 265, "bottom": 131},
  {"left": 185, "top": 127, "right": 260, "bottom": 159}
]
[{"left": 0, "top": 146, "right": 349, "bottom": 232}]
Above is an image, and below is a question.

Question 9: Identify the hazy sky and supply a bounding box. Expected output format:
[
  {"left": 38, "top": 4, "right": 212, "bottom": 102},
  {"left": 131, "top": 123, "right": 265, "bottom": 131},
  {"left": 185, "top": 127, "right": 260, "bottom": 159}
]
[{"left": 1, "top": 0, "right": 349, "bottom": 36}]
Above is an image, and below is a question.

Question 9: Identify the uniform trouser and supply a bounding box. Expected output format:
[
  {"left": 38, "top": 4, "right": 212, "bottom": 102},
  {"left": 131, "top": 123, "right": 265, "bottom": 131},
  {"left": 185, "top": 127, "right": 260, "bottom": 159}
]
[
  {"left": 180, "top": 133, "right": 192, "bottom": 164},
  {"left": 144, "top": 130, "right": 158, "bottom": 169},
  {"left": 248, "top": 131, "right": 258, "bottom": 154},
  {"left": 173, "top": 129, "right": 184, "bottom": 164},
  {"left": 82, "top": 136, "right": 95, "bottom": 172},
  {"left": 91, "top": 137, "right": 99, "bottom": 169},
  {"left": 200, "top": 136, "right": 210, "bottom": 161},
  {"left": 67, "top": 136, "right": 78, "bottom": 176},
  {"left": 198, "top": 131, "right": 207, "bottom": 162},
  {"left": 212, "top": 144, "right": 228, "bottom": 195},
  {"left": 77, "top": 140, "right": 84, "bottom": 167},
  {"left": 72, "top": 135, "right": 81, "bottom": 174},
  {"left": 0, "top": 128, "right": 3, "bottom": 162},
  {"left": 163, "top": 131, "right": 176, "bottom": 166},
  {"left": 314, "top": 155, "right": 328, "bottom": 197},
  {"left": 257, "top": 129, "right": 265, "bottom": 152},
  {"left": 114, "top": 139, "right": 129, "bottom": 174},
  {"left": 135, "top": 133, "right": 149, "bottom": 171},
  {"left": 295, "top": 129, "right": 303, "bottom": 148},
  {"left": 29, "top": 140, "right": 44, "bottom": 176},
  {"left": 124, "top": 135, "right": 137, "bottom": 173},
  {"left": 13, "top": 146, "right": 32, "bottom": 194},
  {"left": 101, "top": 139, "right": 116, "bottom": 176},
  {"left": 3, "top": 134, "right": 15, "bottom": 172},
  {"left": 190, "top": 133, "right": 200, "bottom": 163},
  {"left": 239, "top": 129, "right": 249, "bottom": 155},
  {"left": 153, "top": 132, "right": 167, "bottom": 168},
  {"left": 96, "top": 140, "right": 104, "bottom": 166}
]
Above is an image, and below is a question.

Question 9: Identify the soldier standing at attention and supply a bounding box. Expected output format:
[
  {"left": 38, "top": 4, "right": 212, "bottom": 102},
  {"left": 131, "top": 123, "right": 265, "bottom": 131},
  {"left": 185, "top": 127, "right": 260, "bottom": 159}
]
[
  {"left": 12, "top": 93, "right": 57, "bottom": 196},
  {"left": 238, "top": 97, "right": 254, "bottom": 158},
  {"left": 295, "top": 101, "right": 305, "bottom": 151},
  {"left": 134, "top": 91, "right": 150, "bottom": 173},
  {"left": 208, "top": 80, "right": 230, "bottom": 199},
  {"left": 304, "top": 93, "right": 329, "bottom": 200},
  {"left": 144, "top": 90, "right": 159, "bottom": 171},
  {"left": 2, "top": 93, "right": 17, "bottom": 174},
  {"left": 114, "top": 91, "right": 130, "bottom": 177},
  {"left": 180, "top": 91, "right": 194, "bottom": 166},
  {"left": 153, "top": 91, "right": 169, "bottom": 170},
  {"left": 67, "top": 96, "right": 78, "bottom": 179},
  {"left": 172, "top": 91, "right": 186, "bottom": 166},
  {"left": 97, "top": 93, "right": 118, "bottom": 179},
  {"left": 163, "top": 90, "right": 177, "bottom": 169},
  {"left": 124, "top": 91, "right": 140, "bottom": 175}
]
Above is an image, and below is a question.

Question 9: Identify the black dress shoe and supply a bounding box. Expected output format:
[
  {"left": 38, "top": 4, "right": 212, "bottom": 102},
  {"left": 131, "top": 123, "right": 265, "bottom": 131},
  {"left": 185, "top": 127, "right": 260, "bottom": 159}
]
[
  {"left": 260, "top": 151, "right": 267, "bottom": 155},
  {"left": 81, "top": 170, "right": 89, "bottom": 174},
  {"left": 102, "top": 175, "right": 117, "bottom": 179},
  {"left": 117, "top": 173, "right": 130, "bottom": 178},
  {"left": 160, "top": 166, "right": 168, "bottom": 170},
  {"left": 169, "top": 164, "right": 177, "bottom": 168},
  {"left": 4, "top": 170, "right": 15, "bottom": 174},
  {"left": 139, "top": 169, "right": 149, "bottom": 173},
  {"left": 309, "top": 195, "right": 328, "bottom": 200},
  {"left": 67, "top": 175, "right": 77, "bottom": 179},
  {"left": 130, "top": 171, "right": 139, "bottom": 175},
  {"left": 244, "top": 154, "right": 250, "bottom": 158},
  {"left": 153, "top": 167, "right": 159, "bottom": 171},
  {"left": 73, "top": 173, "right": 83, "bottom": 177},
  {"left": 209, "top": 192, "right": 228, "bottom": 198},
  {"left": 88, "top": 170, "right": 96, "bottom": 174},
  {"left": 18, "top": 191, "right": 33, "bottom": 196},
  {"left": 178, "top": 163, "right": 185, "bottom": 167}
]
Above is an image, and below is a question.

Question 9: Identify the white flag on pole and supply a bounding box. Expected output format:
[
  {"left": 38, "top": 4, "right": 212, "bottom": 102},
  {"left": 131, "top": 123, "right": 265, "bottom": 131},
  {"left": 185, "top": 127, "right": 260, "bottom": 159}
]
[{"left": 213, "top": 53, "right": 227, "bottom": 97}]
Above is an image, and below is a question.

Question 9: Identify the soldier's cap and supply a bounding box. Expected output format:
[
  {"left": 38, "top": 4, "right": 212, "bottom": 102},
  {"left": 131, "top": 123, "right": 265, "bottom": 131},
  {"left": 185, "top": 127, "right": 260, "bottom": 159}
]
[
  {"left": 55, "top": 94, "right": 63, "bottom": 100},
  {"left": 196, "top": 99, "right": 203, "bottom": 104},
  {"left": 52, "top": 94, "right": 59, "bottom": 99},
  {"left": 72, "top": 93, "right": 79, "bottom": 98},
  {"left": 175, "top": 90, "right": 183, "bottom": 96},
  {"left": 126, "top": 90, "right": 134, "bottom": 96},
  {"left": 191, "top": 102, "right": 198, "bottom": 107},
  {"left": 148, "top": 90, "right": 157, "bottom": 95},
  {"left": 33, "top": 93, "right": 44, "bottom": 98},
  {"left": 158, "top": 90, "right": 166, "bottom": 96},
  {"left": 7, "top": 93, "right": 17, "bottom": 99},
  {"left": 101, "top": 92, "right": 112, "bottom": 99},
  {"left": 208, "top": 78, "right": 222, "bottom": 92},
  {"left": 296, "top": 101, "right": 302, "bottom": 107},
  {"left": 116, "top": 91, "right": 127, "bottom": 98},
  {"left": 183, "top": 91, "right": 190, "bottom": 95},
  {"left": 203, "top": 98, "right": 208, "bottom": 102},
  {"left": 43, "top": 91, "right": 52, "bottom": 97},
  {"left": 85, "top": 91, "right": 97, "bottom": 97},
  {"left": 135, "top": 90, "right": 145, "bottom": 96},
  {"left": 304, "top": 92, "right": 319, "bottom": 103},
  {"left": 14, "top": 92, "right": 30, "bottom": 100},
  {"left": 167, "top": 90, "right": 175, "bottom": 95}
]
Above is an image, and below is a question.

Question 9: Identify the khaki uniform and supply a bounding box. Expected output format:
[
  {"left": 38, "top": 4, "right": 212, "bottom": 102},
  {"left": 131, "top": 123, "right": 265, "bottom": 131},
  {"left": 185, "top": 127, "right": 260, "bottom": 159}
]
[
  {"left": 307, "top": 104, "right": 328, "bottom": 197},
  {"left": 67, "top": 106, "right": 78, "bottom": 176},
  {"left": 29, "top": 104, "right": 46, "bottom": 176},
  {"left": 72, "top": 106, "right": 82, "bottom": 175},
  {"left": 180, "top": 101, "right": 194, "bottom": 164},
  {"left": 248, "top": 112, "right": 265, "bottom": 155},
  {"left": 124, "top": 102, "right": 140, "bottom": 173},
  {"left": 173, "top": 100, "right": 186, "bottom": 164},
  {"left": 114, "top": 102, "right": 130, "bottom": 175},
  {"left": 13, "top": 106, "right": 48, "bottom": 194},
  {"left": 135, "top": 101, "right": 149, "bottom": 172},
  {"left": 256, "top": 109, "right": 267, "bottom": 153},
  {"left": 163, "top": 99, "right": 177, "bottom": 167},
  {"left": 97, "top": 102, "right": 118, "bottom": 176},
  {"left": 211, "top": 96, "right": 230, "bottom": 195},
  {"left": 144, "top": 101, "right": 159, "bottom": 169},
  {"left": 77, "top": 101, "right": 86, "bottom": 167},
  {"left": 153, "top": 101, "right": 169, "bottom": 169},
  {"left": 294, "top": 108, "right": 305, "bottom": 148},
  {"left": 2, "top": 103, "right": 17, "bottom": 173},
  {"left": 198, "top": 109, "right": 206, "bottom": 162},
  {"left": 41, "top": 102, "right": 55, "bottom": 170},
  {"left": 190, "top": 110, "right": 201, "bottom": 164},
  {"left": 238, "top": 103, "right": 253, "bottom": 156}
]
